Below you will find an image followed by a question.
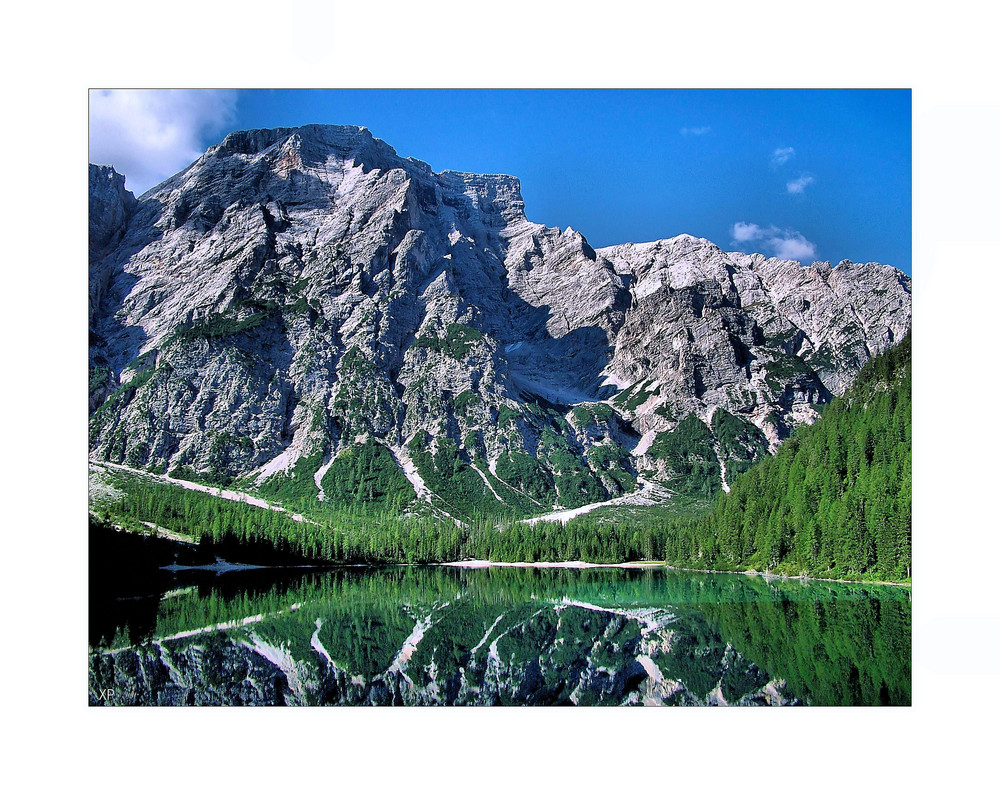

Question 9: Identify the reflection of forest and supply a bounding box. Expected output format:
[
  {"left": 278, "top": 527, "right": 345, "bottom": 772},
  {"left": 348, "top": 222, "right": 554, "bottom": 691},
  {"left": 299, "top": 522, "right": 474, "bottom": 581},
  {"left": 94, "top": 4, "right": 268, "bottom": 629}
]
[
  {"left": 91, "top": 564, "right": 910, "bottom": 705},
  {"left": 696, "top": 594, "right": 910, "bottom": 705}
]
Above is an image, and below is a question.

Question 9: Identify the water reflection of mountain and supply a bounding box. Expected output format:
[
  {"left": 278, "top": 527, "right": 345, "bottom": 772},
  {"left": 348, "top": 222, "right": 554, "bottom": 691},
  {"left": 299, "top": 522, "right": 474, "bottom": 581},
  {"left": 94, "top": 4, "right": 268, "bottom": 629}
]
[{"left": 89, "top": 565, "right": 910, "bottom": 706}]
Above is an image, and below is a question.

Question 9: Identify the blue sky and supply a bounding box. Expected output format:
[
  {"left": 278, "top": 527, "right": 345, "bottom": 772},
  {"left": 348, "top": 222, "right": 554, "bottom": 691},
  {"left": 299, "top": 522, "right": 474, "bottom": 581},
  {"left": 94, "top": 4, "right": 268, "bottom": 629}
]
[{"left": 90, "top": 89, "right": 911, "bottom": 273}]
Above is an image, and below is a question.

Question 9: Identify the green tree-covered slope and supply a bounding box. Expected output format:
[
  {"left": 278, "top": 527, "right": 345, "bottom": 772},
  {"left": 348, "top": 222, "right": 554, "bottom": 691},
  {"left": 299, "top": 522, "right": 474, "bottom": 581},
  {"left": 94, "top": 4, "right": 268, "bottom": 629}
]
[
  {"left": 701, "top": 333, "right": 911, "bottom": 579},
  {"left": 91, "top": 335, "right": 910, "bottom": 582},
  {"left": 470, "top": 333, "right": 911, "bottom": 581}
]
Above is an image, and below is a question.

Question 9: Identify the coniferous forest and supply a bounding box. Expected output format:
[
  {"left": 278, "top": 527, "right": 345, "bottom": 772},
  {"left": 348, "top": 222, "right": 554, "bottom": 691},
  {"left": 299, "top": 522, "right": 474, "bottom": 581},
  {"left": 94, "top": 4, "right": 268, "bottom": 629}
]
[
  {"left": 91, "top": 334, "right": 911, "bottom": 583},
  {"left": 472, "top": 333, "right": 912, "bottom": 581}
]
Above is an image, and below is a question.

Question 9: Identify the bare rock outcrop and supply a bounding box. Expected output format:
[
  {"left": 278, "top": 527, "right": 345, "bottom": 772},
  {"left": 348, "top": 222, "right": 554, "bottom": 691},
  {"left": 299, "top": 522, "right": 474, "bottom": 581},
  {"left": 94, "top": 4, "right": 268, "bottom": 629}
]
[{"left": 88, "top": 125, "right": 911, "bottom": 507}]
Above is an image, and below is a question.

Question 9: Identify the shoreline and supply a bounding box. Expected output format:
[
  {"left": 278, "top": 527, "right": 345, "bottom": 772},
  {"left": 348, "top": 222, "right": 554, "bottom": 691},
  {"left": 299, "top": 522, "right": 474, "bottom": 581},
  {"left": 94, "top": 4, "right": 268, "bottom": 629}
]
[
  {"left": 94, "top": 510, "right": 911, "bottom": 588},
  {"left": 438, "top": 559, "right": 912, "bottom": 587},
  {"left": 438, "top": 559, "right": 661, "bottom": 570}
]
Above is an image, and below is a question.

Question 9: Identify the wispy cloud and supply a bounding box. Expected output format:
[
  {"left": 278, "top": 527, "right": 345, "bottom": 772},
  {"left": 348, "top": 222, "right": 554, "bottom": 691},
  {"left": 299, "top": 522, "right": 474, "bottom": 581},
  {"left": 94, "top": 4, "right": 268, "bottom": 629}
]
[
  {"left": 731, "top": 222, "right": 763, "bottom": 243},
  {"left": 729, "top": 221, "right": 817, "bottom": 262},
  {"left": 769, "top": 234, "right": 817, "bottom": 260},
  {"left": 771, "top": 146, "right": 795, "bottom": 166},
  {"left": 786, "top": 174, "right": 815, "bottom": 195},
  {"left": 89, "top": 89, "right": 239, "bottom": 195},
  {"left": 680, "top": 126, "right": 712, "bottom": 136}
]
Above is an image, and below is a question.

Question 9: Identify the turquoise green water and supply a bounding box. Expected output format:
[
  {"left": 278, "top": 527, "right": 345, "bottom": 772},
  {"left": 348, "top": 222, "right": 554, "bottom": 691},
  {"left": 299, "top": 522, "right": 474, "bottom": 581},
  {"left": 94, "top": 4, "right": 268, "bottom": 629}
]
[{"left": 90, "top": 565, "right": 910, "bottom": 706}]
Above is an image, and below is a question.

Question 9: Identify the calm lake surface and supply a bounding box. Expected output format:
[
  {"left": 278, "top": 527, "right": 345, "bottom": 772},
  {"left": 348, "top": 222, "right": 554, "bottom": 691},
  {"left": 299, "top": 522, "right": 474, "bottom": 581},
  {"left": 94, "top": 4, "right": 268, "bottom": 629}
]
[{"left": 89, "top": 564, "right": 910, "bottom": 706}]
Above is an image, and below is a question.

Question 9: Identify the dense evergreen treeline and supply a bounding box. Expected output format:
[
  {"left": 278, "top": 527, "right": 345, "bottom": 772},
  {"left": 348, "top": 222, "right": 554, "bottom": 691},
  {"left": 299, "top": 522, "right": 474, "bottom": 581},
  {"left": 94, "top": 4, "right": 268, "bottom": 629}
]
[
  {"left": 702, "top": 332, "right": 912, "bottom": 580},
  {"left": 93, "top": 335, "right": 910, "bottom": 582},
  {"left": 93, "top": 472, "right": 466, "bottom": 565},
  {"left": 470, "top": 334, "right": 912, "bottom": 581}
]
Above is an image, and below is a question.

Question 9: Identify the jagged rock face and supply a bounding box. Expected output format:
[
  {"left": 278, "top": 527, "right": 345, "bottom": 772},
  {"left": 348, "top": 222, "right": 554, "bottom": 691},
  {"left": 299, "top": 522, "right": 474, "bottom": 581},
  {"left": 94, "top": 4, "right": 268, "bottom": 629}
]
[
  {"left": 89, "top": 165, "right": 139, "bottom": 412},
  {"left": 89, "top": 164, "right": 137, "bottom": 262},
  {"left": 88, "top": 124, "right": 911, "bottom": 508},
  {"left": 601, "top": 238, "right": 912, "bottom": 444}
]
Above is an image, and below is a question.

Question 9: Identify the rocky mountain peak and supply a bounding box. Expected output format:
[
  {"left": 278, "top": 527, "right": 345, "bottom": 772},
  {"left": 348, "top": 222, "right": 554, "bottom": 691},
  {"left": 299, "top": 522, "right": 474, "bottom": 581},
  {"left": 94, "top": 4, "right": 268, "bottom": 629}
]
[
  {"left": 88, "top": 126, "right": 912, "bottom": 515},
  {"left": 210, "top": 123, "right": 375, "bottom": 158},
  {"left": 206, "top": 124, "right": 438, "bottom": 178},
  {"left": 89, "top": 164, "right": 136, "bottom": 256}
]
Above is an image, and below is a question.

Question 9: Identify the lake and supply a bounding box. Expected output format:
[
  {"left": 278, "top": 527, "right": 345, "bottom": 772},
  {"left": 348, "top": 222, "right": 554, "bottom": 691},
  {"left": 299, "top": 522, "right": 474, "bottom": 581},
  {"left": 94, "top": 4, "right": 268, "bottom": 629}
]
[{"left": 88, "top": 562, "right": 910, "bottom": 706}]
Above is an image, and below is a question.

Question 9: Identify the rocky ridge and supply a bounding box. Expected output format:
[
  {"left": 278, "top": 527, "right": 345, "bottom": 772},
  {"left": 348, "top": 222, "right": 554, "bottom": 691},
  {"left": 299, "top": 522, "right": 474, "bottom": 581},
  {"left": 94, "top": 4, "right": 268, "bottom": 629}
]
[{"left": 88, "top": 124, "right": 912, "bottom": 516}]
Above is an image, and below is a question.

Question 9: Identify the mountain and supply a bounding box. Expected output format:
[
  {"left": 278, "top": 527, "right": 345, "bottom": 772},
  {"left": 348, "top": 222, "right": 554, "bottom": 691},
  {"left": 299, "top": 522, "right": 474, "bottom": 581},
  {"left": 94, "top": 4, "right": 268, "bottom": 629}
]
[
  {"left": 88, "top": 124, "right": 911, "bottom": 519},
  {"left": 692, "top": 332, "right": 912, "bottom": 580},
  {"left": 473, "top": 334, "right": 911, "bottom": 580}
]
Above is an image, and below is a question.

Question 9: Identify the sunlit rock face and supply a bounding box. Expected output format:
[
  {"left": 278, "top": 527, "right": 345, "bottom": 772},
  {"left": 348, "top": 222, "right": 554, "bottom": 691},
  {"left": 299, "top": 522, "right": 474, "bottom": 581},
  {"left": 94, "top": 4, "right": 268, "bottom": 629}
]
[{"left": 88, "top": 125, "right": 911, "bottom": 505}]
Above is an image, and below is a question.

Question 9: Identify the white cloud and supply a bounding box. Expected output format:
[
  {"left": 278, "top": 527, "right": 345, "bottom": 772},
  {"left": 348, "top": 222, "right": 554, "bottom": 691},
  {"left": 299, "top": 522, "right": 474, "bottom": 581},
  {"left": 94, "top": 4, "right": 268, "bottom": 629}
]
[
  {"left": 89, "top": 89, "right": 239, "bottom": 195},
  {"left": 729, "top": 221, "right": 817, "bottom": 262},
  {"left": 767, "top": 233, "right": 816, "bottom": 260},
  {"left": 771, "top": 146, "right": 795, "bottom": 166},
  {"left": 680, "top": 126, "right": 712, "bottom": 136},
  {"left": 786, "top": 174, "right": 815, "bottom": 195},
  {"left": 731, "top": 221, "right": 763, "bottom": 242}
]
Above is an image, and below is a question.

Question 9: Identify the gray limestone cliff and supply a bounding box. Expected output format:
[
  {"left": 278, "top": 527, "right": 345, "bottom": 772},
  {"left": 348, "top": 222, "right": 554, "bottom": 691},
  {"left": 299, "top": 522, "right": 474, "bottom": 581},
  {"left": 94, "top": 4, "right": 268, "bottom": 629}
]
[
  {"left": 88, "top": 125, "right": 911, "bottom": 513},
  {"left": 89, "top": 164, "right": 138, "bottom": 411}
]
